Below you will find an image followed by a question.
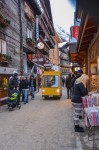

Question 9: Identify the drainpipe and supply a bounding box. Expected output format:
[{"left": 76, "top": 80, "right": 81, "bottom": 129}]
[{"left": 18, "top": 0, "right": 23, "bottom": 75}]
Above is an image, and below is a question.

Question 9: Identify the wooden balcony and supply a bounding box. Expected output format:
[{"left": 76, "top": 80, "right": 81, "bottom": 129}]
[{"left": 39, "top": 20, "right": 55, "bottom": 49}]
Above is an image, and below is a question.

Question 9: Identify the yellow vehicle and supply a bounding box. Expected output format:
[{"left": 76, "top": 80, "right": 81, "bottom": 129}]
[{"left": 42, "top": 70, "right": 62, "bottom": 99}]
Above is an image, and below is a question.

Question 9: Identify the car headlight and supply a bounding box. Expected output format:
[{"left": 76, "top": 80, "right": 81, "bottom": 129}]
[
  {"left": 42, "top": 89, "right": 45, "bottom": 92},
  {"left": 57, "top": 89, "right": 60, "bottom": 93}
]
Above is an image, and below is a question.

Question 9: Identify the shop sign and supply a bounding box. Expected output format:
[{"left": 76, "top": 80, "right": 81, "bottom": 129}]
[
  {"left": 71, "top": 26, "right": 80, "bottom": 40},
  {"left": 0, "top": 67, "right": 18, "bottom": 74},
  {"left": 36, "top": 17, "right": 39, "bottom": 42}
]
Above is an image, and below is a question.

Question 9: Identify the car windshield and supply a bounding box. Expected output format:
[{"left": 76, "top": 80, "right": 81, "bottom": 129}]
[{"left": 43, "top": 75, "right": 59, "bottom": 87}]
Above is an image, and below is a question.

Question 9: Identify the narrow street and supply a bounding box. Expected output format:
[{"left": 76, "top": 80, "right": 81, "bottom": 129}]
[
  {"left": 0, "top": 88, "right": 78, "bottom": 150},
  {"left": 1, "top": 88, "right": 99, "bottom": 150}
]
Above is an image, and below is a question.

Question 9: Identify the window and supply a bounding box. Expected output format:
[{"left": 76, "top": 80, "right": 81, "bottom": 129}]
[
  {"left": 0, "top": 76, "right": 9, "bottom": 90},
  {"left": 43, "top": 75, "right": 59, "bottom": 87},
  {"left": 27, "top": 28, "right": 32, "bottom": 39},
  {"left": 0, "top": 39, "right": 7, "bottom": 54}
]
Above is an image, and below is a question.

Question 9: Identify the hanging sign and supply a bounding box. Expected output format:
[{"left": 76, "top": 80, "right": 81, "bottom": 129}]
[
  {"left": 36, "top": 17, "right": 39, "bottom": 42},
  {"left": 71, "top": 26, "right": 80, "bottom": 40}
]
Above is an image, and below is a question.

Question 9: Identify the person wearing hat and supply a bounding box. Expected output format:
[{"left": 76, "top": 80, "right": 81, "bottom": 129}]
[
  {"left": 70, "top": 69, "right": 83, "bottom": 94},
  {"left": 9, "top": 71, "right": 20, "bottom": 105},
  {"left": 9, "top": 71, "right": 19, "bottom": 90}
]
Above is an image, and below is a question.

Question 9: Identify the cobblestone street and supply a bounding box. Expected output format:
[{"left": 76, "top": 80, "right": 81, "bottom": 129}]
[{"left": 0, "top": 88, "right": 99, "bottom": 150}]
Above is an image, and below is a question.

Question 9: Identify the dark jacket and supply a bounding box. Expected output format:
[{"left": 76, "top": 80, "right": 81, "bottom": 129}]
[
  {"left": 29, "top": 79, "right": 36, "bottom": 91},
  {"left": 72, "top": 82, "right": 88, "bottom": 103},
  {"left": 65, "top": 76, "right": 72, "bottom": 89},
  {"left": 70, "top": 74, "right": 81, "bottom": 88},
  {"left": 9, "top": 76, "right": 19, "bottom": 90},
  {"left": 20, "top": 79, "right": 28, "bottom": 89}
]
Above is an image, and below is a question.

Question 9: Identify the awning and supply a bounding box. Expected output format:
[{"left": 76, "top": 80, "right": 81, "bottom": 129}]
[
  {"left": 70, "top": 15, "right": 98, "bottom": 65},
  {"left": 77, "top": 16, "right": 97, "bottom": 51}
]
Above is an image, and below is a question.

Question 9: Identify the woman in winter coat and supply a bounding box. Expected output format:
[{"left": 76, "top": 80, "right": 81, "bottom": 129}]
[{"left": 72, "top": 74, "right": 89, "bottom": 132}]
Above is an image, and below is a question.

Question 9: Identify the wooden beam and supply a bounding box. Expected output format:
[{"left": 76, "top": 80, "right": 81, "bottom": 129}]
[
  {"left": 84, "top": 27, "right": 97, "bottom": 36},
  {"left": 82, "top": 35, "right": 93, "bottom": 43},
  {"left": 81, "top": 40, "right": 91, "bottom": 44}
]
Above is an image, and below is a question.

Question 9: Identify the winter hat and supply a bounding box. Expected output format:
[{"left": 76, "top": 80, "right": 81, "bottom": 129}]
[
  {"left": 13, "top": 71, "right": 18, "bottom": 76},
  {"left": 77, "top": 69, "right": 83, "bottom": 74}
]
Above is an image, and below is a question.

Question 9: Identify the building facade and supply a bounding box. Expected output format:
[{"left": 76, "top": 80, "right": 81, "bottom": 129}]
[
  {"left": 0, "top": 0, "right": 55, "bottom": 98},
  {"left": 58, "top": 42, "right": 71, "bottom": 75},
  {"left": 71, "top": 2, "right": 99, "bottom": 91},
  {"left": 49, "top": 31, "right": 62, "bottom": 65},
  {"left": 32, "top": 0, "right": 55, "bottom": 66}
]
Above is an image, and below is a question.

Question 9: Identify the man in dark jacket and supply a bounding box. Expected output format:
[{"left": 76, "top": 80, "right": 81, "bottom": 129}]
[
  {"left": 19, "top": 76, "right": 24, "bottom": 102},
  {"left": 65, "top": 73, "right": 72, "bottom": 99},
  {"left": 9, "top": 71, "right": 19, "bottom": 91},
  {"left": 29, "top": 75, "right": 35, "bottom": 99},
  {"left": 22, "top": 77, "right": 29, "bottom": 104}
]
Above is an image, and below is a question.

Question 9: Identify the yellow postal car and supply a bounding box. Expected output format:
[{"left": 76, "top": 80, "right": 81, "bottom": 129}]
[{"left": 42, "top": 70, "right": 62, "bottom": 99}]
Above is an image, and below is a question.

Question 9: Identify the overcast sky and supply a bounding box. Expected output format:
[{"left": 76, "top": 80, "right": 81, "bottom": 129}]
[{"left": 50, "top": 0, "right": 75, "bottom": 34}]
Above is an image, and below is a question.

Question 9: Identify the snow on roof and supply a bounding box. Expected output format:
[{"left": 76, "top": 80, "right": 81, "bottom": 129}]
[{"left": 58, "top": 42, "right": 68, "bottom": 48}]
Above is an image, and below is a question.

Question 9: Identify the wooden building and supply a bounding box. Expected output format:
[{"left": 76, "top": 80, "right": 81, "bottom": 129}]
[
  {"left": 0, "top": 0, "right": 42, "bottom": 98},
  {"left": 58, "top": 42, "right": 71, "bottom": 75},
  {"left": 0, "top": 0, "right": 55, "bottom": 98},
  {"left": 70, "top": 2, "right": 99, "bottom": 91},
  {"left": 32, "top": 0, "right": 55, "bottom": 66},
  {"left": 49, "top": 31, "right": 62, "bottom": 65}
]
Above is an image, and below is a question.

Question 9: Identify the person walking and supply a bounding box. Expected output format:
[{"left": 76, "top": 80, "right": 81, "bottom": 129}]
[
  {"left": 19, "top": 76, "right": 24, "bottom": 102},
  {"left": 29, "top": 75, "right": 35, "bottom": 99},
  {"left": 62, "top": 77, "right": 65, "bottom": 87},
  {"left": 22, "top": 77, "right": 29, "bottom": 104},
  {"left": 65, "top": 73, "right": 72, "bottom": 99},
  {"left": 71, "top": 74, "right": 89, "bottom": 132}
]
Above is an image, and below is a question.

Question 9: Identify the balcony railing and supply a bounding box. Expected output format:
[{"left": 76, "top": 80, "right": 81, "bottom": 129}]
[{"left": 39, "top": 20, "right": 55, "bottom": 49}]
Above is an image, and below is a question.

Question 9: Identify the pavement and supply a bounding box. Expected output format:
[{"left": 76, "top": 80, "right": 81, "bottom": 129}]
[{"left": 0, "top": 87, "right": 99, "bottom": 150}]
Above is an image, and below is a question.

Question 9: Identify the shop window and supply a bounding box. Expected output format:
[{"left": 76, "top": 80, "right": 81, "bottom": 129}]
[
  {"left": 0, "top": 76, "right": 8, "bottom": 90},
  {"left": 0, "top": 39, "right": 7, "bottom": 54},
  {"left": 0, "top": 76, "right": 9, "bottom": 98}
]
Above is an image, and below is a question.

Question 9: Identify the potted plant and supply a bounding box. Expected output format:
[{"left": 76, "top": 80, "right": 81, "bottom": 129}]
[
  {"left": 0, "top": 53, "right": 12, "bottom": 62},
  {"left": 26, "top": 38, "right": 34, "bottom": 46},
  {"left": 0, "top": 13, "right": 11, "bottom": 28}
]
